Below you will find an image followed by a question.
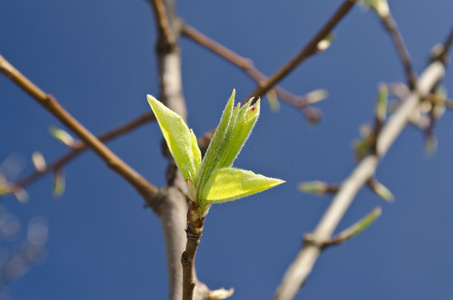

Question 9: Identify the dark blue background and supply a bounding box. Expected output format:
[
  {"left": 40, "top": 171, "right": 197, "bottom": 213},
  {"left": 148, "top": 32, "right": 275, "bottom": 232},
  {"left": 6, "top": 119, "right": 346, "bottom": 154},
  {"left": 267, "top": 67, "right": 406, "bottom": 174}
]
[{"left": 1, "top": 1, "right": 453, "bottom": 299}]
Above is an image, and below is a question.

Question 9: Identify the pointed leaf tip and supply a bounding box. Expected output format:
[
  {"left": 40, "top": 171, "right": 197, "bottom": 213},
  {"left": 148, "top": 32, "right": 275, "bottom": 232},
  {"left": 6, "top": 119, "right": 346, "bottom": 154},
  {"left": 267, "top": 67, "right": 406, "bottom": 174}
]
[
  {"left": 201, "top": 167, "right": 284, "bottom": 204},
  {"left": 196, "top": 90, "right": 237, "bottom": 190},
  {"left": 331, "top": 206, "right": 382, "bottom": 245},
  {"left": 147, "top": 95, "right": 200, "bottom": 181},
  {"left": 368, "top": 178, "right": 394, "bottom": 203}
]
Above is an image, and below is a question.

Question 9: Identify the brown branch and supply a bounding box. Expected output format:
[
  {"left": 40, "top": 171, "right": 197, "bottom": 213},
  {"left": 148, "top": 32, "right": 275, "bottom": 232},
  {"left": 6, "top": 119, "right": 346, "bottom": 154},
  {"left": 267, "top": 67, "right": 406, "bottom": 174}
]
[
  {"left": 274, "top": 59, "right": 447, "bottom": 300},
  {"left": 2, "top": 112, "right": 156, "bottom": 196},
  {"left": 196, "top": 0, "right": 356, "bottom": 148},
  {"left": 148, "top": 0, "right": 209, "bottom": 299},
  {"left": 244, "top": 0, "right": 356, "bottom": 102},
  {"left": 432, "top": 25, "right": 453, "bottom": 64},
  {"left": 181, "top": 23, "right": 321, "bottom": 122},
  {"left": 181, "top": 201, "right": 204, "bottom": 300},
  {"left": 0, "top": 54, "right": 158, "bottom": 205},
  {"left": 181, "top": 236, "right": 199, "bottom": 300},
  {"left": 380, "top": 13, "right": 418, "bottom": 90},
  {"left": 149, "top": 0, "right": 177, "bottom": 49}
]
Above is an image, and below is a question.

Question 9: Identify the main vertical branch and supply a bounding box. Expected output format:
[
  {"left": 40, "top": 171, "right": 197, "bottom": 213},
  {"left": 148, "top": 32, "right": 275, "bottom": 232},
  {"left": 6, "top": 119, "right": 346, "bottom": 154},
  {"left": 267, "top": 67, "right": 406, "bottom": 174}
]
[
  {"left": 148, "top": 1, "right": 208, "bottom": 299},
  {"left": 149, "top": 1, "right": 188, "bottom": 299},
  {"left": 274, "top": 60, "right": 446, "bottom": 300}
]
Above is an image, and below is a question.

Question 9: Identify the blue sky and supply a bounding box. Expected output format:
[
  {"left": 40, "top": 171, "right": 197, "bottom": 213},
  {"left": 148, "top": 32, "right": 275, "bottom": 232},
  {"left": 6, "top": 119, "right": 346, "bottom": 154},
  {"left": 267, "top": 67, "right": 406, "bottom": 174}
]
[{"left": 1, "top": 1, "right": 453, "bottom": 299}]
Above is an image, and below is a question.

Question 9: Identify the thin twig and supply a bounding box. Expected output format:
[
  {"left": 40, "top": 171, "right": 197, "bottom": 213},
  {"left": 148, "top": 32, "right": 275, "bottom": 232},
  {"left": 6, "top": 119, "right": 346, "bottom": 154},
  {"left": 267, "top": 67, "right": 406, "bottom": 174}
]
[
  {"left": 0, "top": 54, "right": 158, "bottom": 205},
  {"left": 381, "top": 13, "right": 418, "bottom": 90},
  {"left": 2, "top": 112, "right": 155, "bottom": 196},
  {"left": 244, "top": 0, "right": 356, "bottom": 102},
  {"left": 434, "top": 26, "right": 453, "bottom": 63},
  {"left": 195, "top": 0, "right": 356, "bottom": 149},
  {"left": 274, "top": 59, "right": 447, "bottom": 300},
  {"left": 181, "top": 23, "right": 321, "bottom": 122}
]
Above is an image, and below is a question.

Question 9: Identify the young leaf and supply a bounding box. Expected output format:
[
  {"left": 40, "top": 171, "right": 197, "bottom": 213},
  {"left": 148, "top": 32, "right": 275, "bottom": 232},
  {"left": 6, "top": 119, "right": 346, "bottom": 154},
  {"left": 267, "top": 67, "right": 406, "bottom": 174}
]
[
  {"left": 330, "top": 207, "right": 382, "bottom": 245},
  {"left": 53, "top": 169, "right": 65, "bottom": 198},
  {"left": 218, "top": 99, "right": 260, "bottom": 169},
  {"left": 200, "top": 167, "right": 285, "bottom": 204},
  {"left": 196, "top": 90, "right": 236, "bottom": 191},
  {"left": 375, "top": 83, "right": 388, "bottom": 123},
  {"left": 266, "top": 90, "right": 280, "bottom": 113},
  {"left": 298, "top": 180, "right": 336, "bottom": 195},
  {"left": 305, "top": 89, "right": 328, "bottom": 104},
  {"left": 32, "top": 152, "right": 47, "bottom": 172},
  {"left": 147, "top": 95, "right": 201, "bottom": 181},
  {"left": 49, "top": 126, "right": 76, "bottom": 148}
]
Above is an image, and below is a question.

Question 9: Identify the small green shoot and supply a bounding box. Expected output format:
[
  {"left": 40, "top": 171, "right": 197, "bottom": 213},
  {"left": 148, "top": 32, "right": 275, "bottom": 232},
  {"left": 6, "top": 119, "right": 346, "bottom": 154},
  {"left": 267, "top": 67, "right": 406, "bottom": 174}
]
[
  {"left": 147, "top": 90, "right": 284, "bottom": 216},
  {"left": 329, "top": 207, "right": 382, "bottom": 245}
]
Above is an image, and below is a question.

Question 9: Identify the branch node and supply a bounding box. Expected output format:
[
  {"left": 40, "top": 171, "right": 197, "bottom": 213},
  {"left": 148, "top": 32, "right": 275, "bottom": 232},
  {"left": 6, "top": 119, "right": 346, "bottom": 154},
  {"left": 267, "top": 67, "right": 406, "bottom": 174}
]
[{"left": 303, "top": 233, "right": 328, "bottom": 250}]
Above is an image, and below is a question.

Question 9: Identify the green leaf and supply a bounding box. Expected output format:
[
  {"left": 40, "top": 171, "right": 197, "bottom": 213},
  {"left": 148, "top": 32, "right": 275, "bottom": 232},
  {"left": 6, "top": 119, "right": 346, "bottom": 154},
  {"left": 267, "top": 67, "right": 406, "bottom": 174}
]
[
  {"left": 196, "top": 90, "right": 236, "bottom": 192},
  {"left": 218, "top": 99, "right": 260, "bottom": 169},
  {"left": 266, "top": 90, "right": 280, "bottom": 113},
  {"left": 298, "top": 180, "right": 329, "bottom": 195},
  {"left": 376, "top": 83, "right": 388, "bottom": 122},
  {"left": 53, "top": 169, "right": 65, "bottom": 198},
  {"left": 200, "top": 167, "right": 285, "bottom": 204},
  {"left": 147, "top": 95, "right": 201, "bottom": 181},
  {"left": 331, "top": 207, "right": 382, "bottom": 245},
  {"left": 49, "top": 126, "right": 75, "bottom": 147}
]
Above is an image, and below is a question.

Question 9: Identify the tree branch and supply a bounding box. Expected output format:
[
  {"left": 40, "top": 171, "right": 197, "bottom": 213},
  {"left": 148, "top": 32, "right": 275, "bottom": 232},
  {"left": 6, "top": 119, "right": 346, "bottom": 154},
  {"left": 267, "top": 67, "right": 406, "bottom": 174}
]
[
  {"left": 181, "top": 23, "right": 321, "bottom": 122},
  {"left": 2, "top": 112, "right": 155, "bottom": 197},
  {"left": 149, "top": 0, "right": 178, "bottom": 49},
  {"left": 196, "top": 1, "right": 357, "bottom": 150},
  {"left": 244, "top": 0, "right": 356, "bottom": 102},
  {"left": 148, "top": 0, "right": 209, "bottom": 299},
  {"left": 0, "top": 54, "right": 158, "bottom": 205},
  {"left": 380, "top": 12, "right": 418, "bottom": 90},
  {"left": 274, "top": 59, "right": 447, "bottom": 300}
]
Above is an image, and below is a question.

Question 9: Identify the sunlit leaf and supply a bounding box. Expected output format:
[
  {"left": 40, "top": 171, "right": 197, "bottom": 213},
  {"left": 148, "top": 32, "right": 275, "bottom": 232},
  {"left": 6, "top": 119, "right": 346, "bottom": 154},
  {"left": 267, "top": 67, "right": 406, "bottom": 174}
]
[
  {"left": 196, "top": 90, "right": 236, "bottom": 192},
  {"left": 201, "top": 167, "right": 284, "bottom": 204},
  {"left": 147, "top": 95, "right": 201, "bottom": 181},
  {"left": 218, "top": 99, "right": 260, "bottom": 169}
]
